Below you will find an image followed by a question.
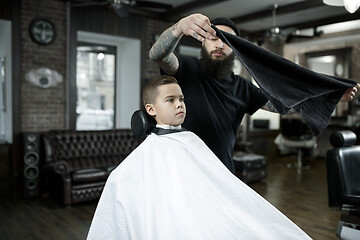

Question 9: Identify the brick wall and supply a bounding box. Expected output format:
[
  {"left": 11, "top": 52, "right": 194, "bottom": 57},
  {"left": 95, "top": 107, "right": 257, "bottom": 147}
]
[
  {"left": 352, "top": 41, "right": 360, "bottom": 81},
  {"left": 20, "top": 0, "right": 67, "bottom": 132},
  {"left": 144, "top": 19, "right": 172, "bottom": 81},
  {"left": 19, "top": 3, "right": 174, "bottom": 132}
]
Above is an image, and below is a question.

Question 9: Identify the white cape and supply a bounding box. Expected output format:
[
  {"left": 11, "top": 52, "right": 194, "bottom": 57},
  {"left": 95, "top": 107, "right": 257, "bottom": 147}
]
[{"left": 87, "top": 131, "right": 311, "bottom": 240}]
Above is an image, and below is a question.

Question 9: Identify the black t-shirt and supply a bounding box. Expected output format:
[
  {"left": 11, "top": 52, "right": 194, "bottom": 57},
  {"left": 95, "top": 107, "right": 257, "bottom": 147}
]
[{"left": 174, "top": 54, "right": 268, "bottom": 173}]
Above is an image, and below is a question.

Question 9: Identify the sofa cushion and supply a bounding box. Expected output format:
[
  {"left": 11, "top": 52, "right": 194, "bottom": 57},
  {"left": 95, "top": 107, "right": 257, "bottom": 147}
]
[
  {"left": 72, "top": 181, "right": 106, "bottom": 190},
  {"left": 72, "top": 169, "right": 109, "bottom": 183}
]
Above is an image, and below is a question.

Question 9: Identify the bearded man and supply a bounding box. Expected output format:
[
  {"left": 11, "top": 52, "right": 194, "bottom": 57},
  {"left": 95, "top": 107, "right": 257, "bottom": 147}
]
[{"left": 149, "top": 14, "right": 358, "bottom": 173}]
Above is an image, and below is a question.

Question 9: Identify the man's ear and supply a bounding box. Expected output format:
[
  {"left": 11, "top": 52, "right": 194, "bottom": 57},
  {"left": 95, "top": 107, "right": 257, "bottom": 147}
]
[{"left": 145, "top": 103, "right": 156, "bottom": 117}]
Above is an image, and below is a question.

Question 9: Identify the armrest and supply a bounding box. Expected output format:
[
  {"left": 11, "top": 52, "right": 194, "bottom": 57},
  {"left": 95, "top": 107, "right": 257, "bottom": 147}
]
[
  {"left": 52, "top": 160, "right": 71, "bottom": 179},
  {"left": 48, "top": 161, "right": 72, "bottom": 205}
]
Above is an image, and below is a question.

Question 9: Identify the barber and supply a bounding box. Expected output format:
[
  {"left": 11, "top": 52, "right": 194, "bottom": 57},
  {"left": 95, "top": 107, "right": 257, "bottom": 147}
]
[{"left": 149, "top": 13, "right": 359, "bottom": 173}]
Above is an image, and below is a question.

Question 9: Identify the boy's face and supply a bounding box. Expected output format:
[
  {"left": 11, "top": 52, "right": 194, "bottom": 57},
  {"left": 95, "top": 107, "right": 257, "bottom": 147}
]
[{"left": 146, "top": 83, "right": 186, "bottom": 126}]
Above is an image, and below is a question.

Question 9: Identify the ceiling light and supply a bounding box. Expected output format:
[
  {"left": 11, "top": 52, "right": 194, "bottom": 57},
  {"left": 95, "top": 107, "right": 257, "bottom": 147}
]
[
  {"left": 323, "top": 0, "right": 360, "bottom": 13},
  {"left": 265, "top": 3, "right": 286, "bottom": 43},
  {"left": 112, "top": 0, "right": 129, "bottom": 17},
  {"left": 344, "top": 0, "right": 360, "bottom": 13},
  {"left": 323, "top": 0, "right": 344, "bottom": 6},
  {"left": 97, "top": 53, "right": 105, "bottom": 60}
]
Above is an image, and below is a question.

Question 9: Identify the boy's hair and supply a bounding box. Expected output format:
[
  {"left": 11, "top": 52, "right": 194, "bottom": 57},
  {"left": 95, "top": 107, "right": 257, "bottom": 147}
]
[{"left": 142, "top": 75, "right": 178, "bottom": 106}]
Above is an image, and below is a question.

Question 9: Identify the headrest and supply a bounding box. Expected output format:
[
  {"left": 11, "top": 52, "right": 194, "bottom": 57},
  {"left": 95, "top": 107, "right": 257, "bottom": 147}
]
[
  {"left": 330, "top": 130, "right": 357, "bottom": 148},
  {"left": 130, "top": 110, "right": 156, "bottom": 140}
]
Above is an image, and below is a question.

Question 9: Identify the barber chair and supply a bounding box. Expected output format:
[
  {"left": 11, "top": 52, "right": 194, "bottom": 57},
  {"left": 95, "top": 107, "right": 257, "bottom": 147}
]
[
  {"left": 274, "top": 118, "right": 317, "bottom": 169},
  {"left": 326, "top": 130, "right": 360, "bottom": 239}
]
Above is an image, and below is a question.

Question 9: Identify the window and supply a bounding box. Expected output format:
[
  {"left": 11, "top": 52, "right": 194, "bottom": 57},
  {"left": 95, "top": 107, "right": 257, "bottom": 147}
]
[
  {"left": 76, "top": 43, "right": 116, "bottom": 130},
  {"left": 70, "top": 31, "right": 141, "bottom": 130},
  {"left": 0, "top": 20, "right": 12, "bottom": 143}
]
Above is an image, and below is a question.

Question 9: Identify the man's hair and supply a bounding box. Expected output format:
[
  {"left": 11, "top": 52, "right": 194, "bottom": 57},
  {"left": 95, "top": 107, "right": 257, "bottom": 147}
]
[
  {"left": 211, "top": 17, "right": 240, "bottom": 36},
  {"left": 142, "top": 75, "right": 178, "bottom": 106}
]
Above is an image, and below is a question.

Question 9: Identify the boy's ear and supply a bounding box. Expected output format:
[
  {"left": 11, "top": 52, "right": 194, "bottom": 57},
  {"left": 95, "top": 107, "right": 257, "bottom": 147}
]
[{"left": 145, "top": 103, "right": 156, "bottom": 117}]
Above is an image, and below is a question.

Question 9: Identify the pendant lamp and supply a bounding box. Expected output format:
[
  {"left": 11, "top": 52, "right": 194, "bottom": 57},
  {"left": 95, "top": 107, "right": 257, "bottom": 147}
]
[{"left": 323, "top": 0, "right": 360, "bottom": 13}]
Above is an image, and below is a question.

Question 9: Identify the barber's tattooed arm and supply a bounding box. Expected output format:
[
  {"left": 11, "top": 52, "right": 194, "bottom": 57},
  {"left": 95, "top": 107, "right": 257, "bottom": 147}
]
[
  {"left": 149, "top": 14, "right": 216, "bottom": 75},
  {"left": 149, "top": 24, "right": 181, "bottom": 76},
  {"left": 261, "top": 101, "right": 296, "bottom": 114}
]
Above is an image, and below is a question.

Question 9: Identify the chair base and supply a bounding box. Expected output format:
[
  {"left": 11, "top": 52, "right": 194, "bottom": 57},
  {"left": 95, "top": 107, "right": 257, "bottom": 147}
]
[
  {"left": 284, "top": 148, "right": 310, "bottom": 170},
  {"left": 336, "top": 221, "right": 360, "bottom": 240},
  {"left": 285, "top": 162, "right": 310, "bottom": 169},
  {"left": 341, "top": 205, "right": 360, "bottom": 225}
]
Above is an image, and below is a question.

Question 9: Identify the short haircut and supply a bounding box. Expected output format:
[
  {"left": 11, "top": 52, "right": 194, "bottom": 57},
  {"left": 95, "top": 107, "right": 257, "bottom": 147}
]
[
  {"left": 142, "top": 75, "right": 178, "bottom": 106},
  {"left": 211, "top": 17, "right": 240, "bottom": 36}
]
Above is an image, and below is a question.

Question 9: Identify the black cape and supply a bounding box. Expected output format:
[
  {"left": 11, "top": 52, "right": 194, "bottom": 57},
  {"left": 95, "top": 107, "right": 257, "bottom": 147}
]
[{"left": 213, "top": 26, "right": 356, "bottom": 136}]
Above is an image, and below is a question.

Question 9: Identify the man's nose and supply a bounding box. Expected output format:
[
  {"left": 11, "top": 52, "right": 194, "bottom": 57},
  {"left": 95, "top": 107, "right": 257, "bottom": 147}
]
[{"left": 216, "top": 39, "right": 224, "bottom": 49}]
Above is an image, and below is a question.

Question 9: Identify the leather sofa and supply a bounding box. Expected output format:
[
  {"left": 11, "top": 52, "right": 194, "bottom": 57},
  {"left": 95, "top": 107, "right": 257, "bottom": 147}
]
[{"left": 42, "top": 129, "right": 140, "bottom": 205}]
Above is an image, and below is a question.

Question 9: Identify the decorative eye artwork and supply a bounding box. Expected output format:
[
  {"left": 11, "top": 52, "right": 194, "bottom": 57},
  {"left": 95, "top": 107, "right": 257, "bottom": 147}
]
[{"left": 25, "top": 68, "right": 62, "bottom": 88}]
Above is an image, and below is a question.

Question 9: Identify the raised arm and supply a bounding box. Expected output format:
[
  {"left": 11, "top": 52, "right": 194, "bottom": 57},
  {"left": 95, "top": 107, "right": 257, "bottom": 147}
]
[
  {"left": 148, "top": 24, "right": 181, "bottom": 76},
  {"left": 149, "top": 13, "right": 216, "bottom": 75},
  {"left": 262, "top": 83, "right": 360, "bottom": 113}
]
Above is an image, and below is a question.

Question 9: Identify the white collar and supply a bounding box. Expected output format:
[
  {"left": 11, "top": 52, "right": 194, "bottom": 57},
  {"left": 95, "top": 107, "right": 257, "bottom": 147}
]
[{"left": 156, "top": 124, "right": 182, "bottom": 130}]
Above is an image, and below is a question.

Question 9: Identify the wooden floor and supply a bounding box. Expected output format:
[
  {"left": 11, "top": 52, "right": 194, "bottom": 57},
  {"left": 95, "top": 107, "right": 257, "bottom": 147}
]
[
  {"left": 250, "top": 157, "right": 340, "bottom": 240},
  {"left": 0, "top": 156, "right": 340, "bottom": 240}
]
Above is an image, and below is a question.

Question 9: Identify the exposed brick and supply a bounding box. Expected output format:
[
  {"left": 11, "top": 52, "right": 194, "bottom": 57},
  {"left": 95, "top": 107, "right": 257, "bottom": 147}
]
[{"left": 20, "top": 0, "right": 67, "bottom": 132}]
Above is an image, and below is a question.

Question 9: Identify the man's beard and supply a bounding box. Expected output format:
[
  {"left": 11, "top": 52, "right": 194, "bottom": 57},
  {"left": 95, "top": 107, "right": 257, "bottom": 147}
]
[{"left": 200, "top": 47, "right": 235, "bottom": 79}]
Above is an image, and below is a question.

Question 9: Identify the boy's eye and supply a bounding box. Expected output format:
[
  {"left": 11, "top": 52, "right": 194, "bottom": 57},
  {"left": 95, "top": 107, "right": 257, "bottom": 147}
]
[
  {"left": 167, "top": 98, "right": 174, "bottom": 103},
  {"left": 179, "top": 97, "right": 184, "bottom": 102}
]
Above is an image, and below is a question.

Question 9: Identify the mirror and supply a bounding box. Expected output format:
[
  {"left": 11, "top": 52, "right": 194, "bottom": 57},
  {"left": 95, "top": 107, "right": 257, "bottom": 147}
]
[{"left": 306, "top": 48, "right": 351, "bottom": 118}]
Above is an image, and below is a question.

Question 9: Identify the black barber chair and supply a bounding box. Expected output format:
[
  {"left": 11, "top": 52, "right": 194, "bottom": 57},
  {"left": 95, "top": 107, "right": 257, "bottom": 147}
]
[
  {"left": 275, "top": 118, "right": 316, "bottom": 169},
  {"left": 326, "top": 130, "right": 360, "bottom": 239}
]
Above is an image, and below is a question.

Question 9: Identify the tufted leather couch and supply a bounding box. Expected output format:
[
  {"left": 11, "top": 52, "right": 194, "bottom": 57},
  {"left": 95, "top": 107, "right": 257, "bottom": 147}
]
[{"left": 42, "top": 129, "right": 140, "bottom": 205}]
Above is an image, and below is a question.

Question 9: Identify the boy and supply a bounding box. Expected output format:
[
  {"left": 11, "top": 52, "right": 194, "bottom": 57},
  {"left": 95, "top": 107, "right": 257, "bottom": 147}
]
[
  {"left": 142, "top": 75, "right": 186, "bottom": 129},
  {"left": 87, "top": 75, "right": 311, "bottom": 239}
]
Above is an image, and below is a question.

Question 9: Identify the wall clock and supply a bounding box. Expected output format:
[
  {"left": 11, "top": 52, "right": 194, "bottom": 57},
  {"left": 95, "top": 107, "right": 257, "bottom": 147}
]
[{"left": 29, "top": 19, "right": 56, "bottom": 45}]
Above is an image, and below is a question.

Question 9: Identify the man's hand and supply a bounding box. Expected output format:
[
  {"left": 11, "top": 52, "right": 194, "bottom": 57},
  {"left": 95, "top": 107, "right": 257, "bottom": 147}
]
[
  {"left": 174, "top": 13, "right": 216, "bottom": 42},
  {"left": 340, "top": 83, "right": 360, "bottom": 102}
]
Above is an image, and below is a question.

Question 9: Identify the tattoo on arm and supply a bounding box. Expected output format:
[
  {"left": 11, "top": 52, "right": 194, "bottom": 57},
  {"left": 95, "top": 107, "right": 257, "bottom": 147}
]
[
  {"left": 157, "top": 54, "right": 179, "bottom": 75},
  {"left": 149, "top": 25, "right": 181, "bottom": 75}
]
